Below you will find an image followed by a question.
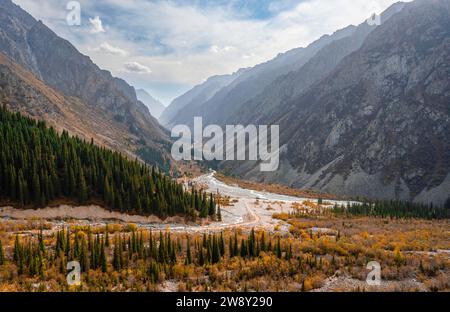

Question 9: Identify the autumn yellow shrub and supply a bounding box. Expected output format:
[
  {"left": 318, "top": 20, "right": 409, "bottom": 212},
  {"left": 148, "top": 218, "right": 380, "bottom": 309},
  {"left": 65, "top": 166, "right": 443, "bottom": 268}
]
[{"left": 272, "top": 213, "right": 289, "bottom": 221}]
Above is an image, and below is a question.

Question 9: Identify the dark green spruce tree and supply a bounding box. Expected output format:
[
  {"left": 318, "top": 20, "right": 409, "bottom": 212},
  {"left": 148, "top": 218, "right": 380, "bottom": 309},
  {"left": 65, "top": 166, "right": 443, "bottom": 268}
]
[{"left": 0, "top": 106, "right": 219, "bottom": 219}]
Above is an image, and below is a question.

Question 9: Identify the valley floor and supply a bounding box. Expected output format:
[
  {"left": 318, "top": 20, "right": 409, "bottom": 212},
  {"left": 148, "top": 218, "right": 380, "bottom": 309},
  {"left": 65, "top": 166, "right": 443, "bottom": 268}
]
[
  {"left": 0, "top": 171, "right": 353, "bottom": 234},
  {"left": 0, "top": 172, "right": 448, "bottom": 292}
]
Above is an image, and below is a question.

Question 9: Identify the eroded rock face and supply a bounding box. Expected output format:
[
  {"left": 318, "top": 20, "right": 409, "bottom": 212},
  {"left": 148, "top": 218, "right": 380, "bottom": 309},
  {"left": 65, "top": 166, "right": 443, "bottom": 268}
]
[
  {"left": 0, "top": 0, "right": 41, "bottom": 76},
  {"left": 217, "top": 0, "right": 450, "bottom": 205},
  {"left": 272, "top": 0, "right": 450, "bottom": 205}
]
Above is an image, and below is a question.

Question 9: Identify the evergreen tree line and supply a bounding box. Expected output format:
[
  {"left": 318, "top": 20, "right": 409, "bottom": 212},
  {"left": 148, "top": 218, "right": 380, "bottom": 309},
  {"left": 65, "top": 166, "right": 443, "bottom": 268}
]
[
  {"left": 0, "top": 106, "right": 218, "bottom": 218},
  {"left": 226, "top": 229, "right": 291, "bottom": 260},
  {"left": 332, "top": 199, "right": 450, "bottom": 220},
  {"left": 2, "top": 228, "right": 293, "bottom": 282},
  {"left": 12, "top": 230, "right": 46, "bottom": 276}
]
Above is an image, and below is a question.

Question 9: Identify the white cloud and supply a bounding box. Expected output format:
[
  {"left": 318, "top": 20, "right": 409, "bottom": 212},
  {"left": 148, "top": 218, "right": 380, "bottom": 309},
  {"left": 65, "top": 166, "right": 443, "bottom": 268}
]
[
  {"left": 223, "top": 46, "right": 235, "bottom": 52},
  {"left": 210, "top": 45, "right": 220, "bottom": 54},
  {"left": 89, "top": 16, "right": 105, "bottom": 33},
  {"left": 86, "top": 0, "right": 408, "bottom": 87},
  {"left": 12, "top": 0, "right": 413, "bottom": 102},
  {"left": 91, "top": 43, "right": 128, "bottom": 56},
  {"left": 242, "top": 53, "right": 257, "bottom": 59},
  {"left": 123, "top": 61, "right": 152, "bottom": 74},
  {"left": 210, "top": 45, "right": 236, "bottom": 54}
]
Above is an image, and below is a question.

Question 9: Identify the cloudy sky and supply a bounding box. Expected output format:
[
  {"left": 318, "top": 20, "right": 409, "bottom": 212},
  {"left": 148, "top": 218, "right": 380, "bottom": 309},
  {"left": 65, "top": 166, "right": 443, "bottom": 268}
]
[{"left": 13, "top": 0, "right": 407, "bottom": 105}]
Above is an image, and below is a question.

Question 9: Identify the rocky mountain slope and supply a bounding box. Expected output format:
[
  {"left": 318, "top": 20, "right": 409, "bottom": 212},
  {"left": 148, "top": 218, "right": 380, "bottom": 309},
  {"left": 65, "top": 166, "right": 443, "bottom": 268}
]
[
  {"left": 0, "top": 0, "right": 171, "bottom": 168},
  {"left": 0, "top": 52, "right": 143, "bottom": 157},
  {"left": 222, "top": 0, "right": 450, "bottom": 205},
  {"left": 162, "top": 23, "right": 358, "bottom": 128},
  {"left": 227, "top": 3, "right": 406, "bottom": 126},
  {"left": 164, "top": 2, "right": 406, "bottom": 128}
]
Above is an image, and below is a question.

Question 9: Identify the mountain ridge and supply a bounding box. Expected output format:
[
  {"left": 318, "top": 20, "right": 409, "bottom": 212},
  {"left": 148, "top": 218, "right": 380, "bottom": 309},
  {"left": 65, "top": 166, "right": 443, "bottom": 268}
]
[
  {"left": 166, "top": 0, "right": 449, "bottom": 205},
  {"left": 222, "top": 0, "right": 450, "bottom": 205},
  {"left": 0, "top": 52, "right": 150, "bottom": 159},
  {"left": 161, "top": 23, "right": 359, "bottom": 128},
  {"left": 0, "top": 0, "right": 171, "bottom": 168}
]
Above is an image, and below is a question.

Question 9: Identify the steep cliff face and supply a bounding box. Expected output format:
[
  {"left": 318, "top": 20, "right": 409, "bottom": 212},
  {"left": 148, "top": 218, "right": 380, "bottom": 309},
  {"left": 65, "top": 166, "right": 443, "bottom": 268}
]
[
  {"left": 224, "top": 0, "right": 450, "bottom": 205},
  {"left": 0, "top": 0, "right": 40, "bottom": 75},
  {"left": 0, "top": 0, "right": 171, "bottom": 167}
]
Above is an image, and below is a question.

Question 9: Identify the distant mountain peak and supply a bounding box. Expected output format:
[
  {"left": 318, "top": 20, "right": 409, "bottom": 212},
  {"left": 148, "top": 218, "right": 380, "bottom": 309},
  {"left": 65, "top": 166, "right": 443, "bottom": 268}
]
[{"left": 136, "top": 89, "right": 165, "bottom": 119}]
